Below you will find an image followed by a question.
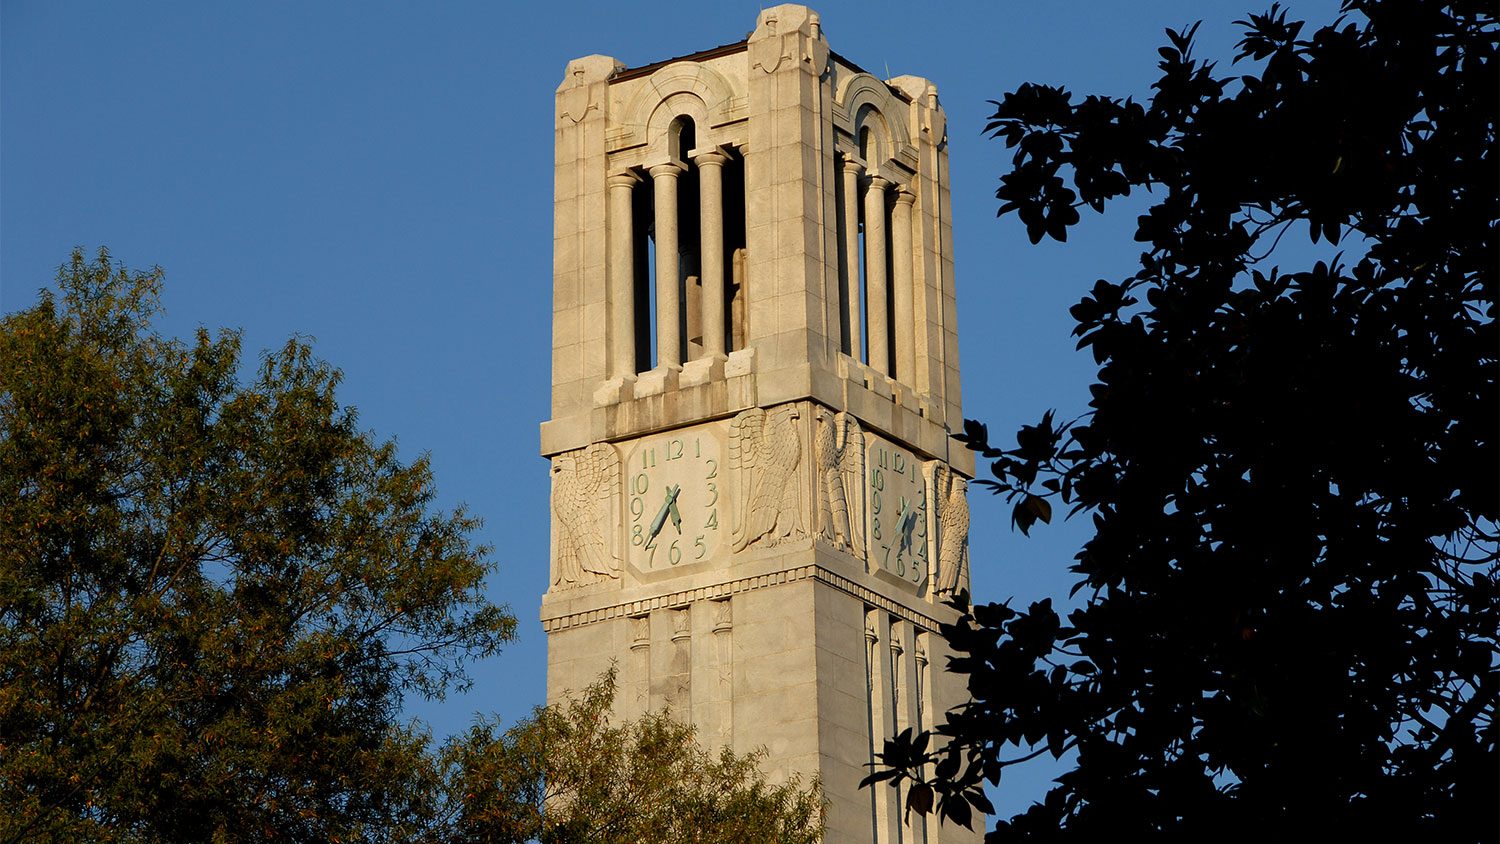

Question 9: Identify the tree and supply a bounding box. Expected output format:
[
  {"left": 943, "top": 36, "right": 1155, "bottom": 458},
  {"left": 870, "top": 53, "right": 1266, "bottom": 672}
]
[
  {"left": 2, "top": 249, "right": 827, "bottom": 843},
  {"left": 0, "top": 248, "right": 517, "bottom": 842},
  {"left": 871, "top": 1, "right": 1497, "bottom": 840},
  {"left": 443, "top": 668, "right": 826, "bottom": 844}
]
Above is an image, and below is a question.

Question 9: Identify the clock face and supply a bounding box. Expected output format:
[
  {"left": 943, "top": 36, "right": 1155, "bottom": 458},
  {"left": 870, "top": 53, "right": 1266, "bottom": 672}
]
[
  {"left": 625, "top": 424, "right": 726, "bottom": 572},
  {"left": 866, "top": 434, "right": 929, "bottom": 589}
]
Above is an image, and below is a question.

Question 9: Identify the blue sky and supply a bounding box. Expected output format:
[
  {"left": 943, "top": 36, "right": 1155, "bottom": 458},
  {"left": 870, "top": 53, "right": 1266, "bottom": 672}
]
[{"left": 3, "top": 0, "right": 1343, "bottom": 824}]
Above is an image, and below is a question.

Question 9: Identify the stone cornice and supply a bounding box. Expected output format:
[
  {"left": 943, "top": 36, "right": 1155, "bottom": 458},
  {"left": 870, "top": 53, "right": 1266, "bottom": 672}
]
[{"left": 539, "top": 559, "right": 964, "bottom": 634}]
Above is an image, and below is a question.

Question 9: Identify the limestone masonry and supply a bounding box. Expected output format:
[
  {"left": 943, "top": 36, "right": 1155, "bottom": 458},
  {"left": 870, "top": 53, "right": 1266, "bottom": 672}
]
[{"left": 541, "top": 6, "right": 981, "bottom": 841}]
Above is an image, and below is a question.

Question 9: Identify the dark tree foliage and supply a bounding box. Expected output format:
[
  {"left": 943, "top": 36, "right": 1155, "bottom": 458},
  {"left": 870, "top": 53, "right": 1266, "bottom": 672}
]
[
  {"left": 0, "top": 250, "right": 517, "bottom": 842},
  {"left": 872, "top": 1, "right": 1497, "bottom": 840}
]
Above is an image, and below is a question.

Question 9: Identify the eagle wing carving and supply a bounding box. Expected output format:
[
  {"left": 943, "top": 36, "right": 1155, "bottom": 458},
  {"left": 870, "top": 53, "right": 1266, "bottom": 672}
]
[
  {"left": 934, "top": 463, "right": 970, "bottom": 597},
  {"left": 731, "top": 405, "right": 805, "bottom": 551},
  {"left": 815, "top": 408, "right": 865, "bottom": 557},
  {"left": 550, "top": 443, "right": 621, "bottom": 588}
]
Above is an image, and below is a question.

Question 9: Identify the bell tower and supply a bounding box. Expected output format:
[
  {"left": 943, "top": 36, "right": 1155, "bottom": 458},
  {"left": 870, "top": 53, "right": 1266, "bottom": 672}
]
[{"left": 541, "top": 6, "right": 980, "bottom": 841}]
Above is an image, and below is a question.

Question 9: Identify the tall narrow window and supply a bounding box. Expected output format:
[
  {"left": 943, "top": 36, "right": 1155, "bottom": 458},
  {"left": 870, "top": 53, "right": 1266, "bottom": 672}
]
[
  {"left": 674, "top": 118, "right": 703, "bottom": 362},
  {"left": 632, "top": 178, "right": 653, "bottom": 373},
  {"left": 837, "top": 153, "right": 861, "bottom": 358},
  {"left": 858, "top": 129, "right": 874, "bottom": 364},
  {"left": 723, "top": 152, "right": 747, "bottom": 352}
]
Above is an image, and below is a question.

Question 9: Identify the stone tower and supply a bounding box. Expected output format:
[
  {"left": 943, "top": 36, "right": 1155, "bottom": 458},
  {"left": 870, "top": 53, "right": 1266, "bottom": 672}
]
[{"left": 541, "top": 6, "right": 980, "bottom": 841}]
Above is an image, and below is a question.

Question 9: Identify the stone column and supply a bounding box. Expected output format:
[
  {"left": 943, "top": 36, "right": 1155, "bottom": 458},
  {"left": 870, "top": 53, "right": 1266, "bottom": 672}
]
[
  {"left": 712, "top": 599, "right": 733, "bottom": 746},
  {"left": 892, "top": 186, "right": 917, "bottom": 382},
  {"left": 695, "top": 150, "right": 730, "bottom": 360},
  {"left": 841, "top": 158, "right": 865, "bottom": 359},
  {"left": 608, "top": 171, "right": 642, "bottom": 379},
  {"left": 864, "top": 175, "right": 891, "bottom": 375},
  {"left": 628, "top": 615, "right": 651, "bottom": 719},
  {"left": 668, "top": 607, "right": 692, "bottom": 718},
  {"left": 650, "top": 163, "right": 685, "bottom": 369}
]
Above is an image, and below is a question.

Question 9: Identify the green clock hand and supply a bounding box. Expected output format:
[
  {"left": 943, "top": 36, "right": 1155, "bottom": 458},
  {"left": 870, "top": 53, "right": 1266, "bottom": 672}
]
[
  {"left": 647, "top": 485, "right": 681, "bottom": 545},
  {"left": 896, "top": 508, "right": 918, "bottom": 559},
  {"left": 667, "top": 486, "right": 683, "bottom": 534}
]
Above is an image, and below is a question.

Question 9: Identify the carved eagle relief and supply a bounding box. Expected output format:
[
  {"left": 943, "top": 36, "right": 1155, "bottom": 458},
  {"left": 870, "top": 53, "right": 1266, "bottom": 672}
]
[
  {"left": 933, "top": 463, "right": 971, "bottom": 598},
  {"left": 550, "top": 443, "right": 621, "bottom": 588},
  {"left": 729, "top": 405, "right": 805, "bottom": 551},
  {"left": 814, "top": 407, "right": 865, "bottom": 557}
]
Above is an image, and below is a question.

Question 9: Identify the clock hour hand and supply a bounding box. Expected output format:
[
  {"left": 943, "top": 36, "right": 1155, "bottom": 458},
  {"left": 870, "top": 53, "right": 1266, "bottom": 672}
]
[
  {"left": 647, "top": 485, "right": 681, "bottom": 545},
  {"left": 667, "top": 486, "right": 683, "bottom": 534}
]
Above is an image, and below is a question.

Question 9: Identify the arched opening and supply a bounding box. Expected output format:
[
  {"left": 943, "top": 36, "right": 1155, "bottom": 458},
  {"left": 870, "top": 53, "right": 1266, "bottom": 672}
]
[
  {"left": 632, "top": 178, "right": 653, "bottom": 373},
  {"left": 858, "top": 126, "right": 876, "bottom": 364},
  {"left": 722, "top": 151, "right": 748, "bottom": 353},
  {"left": 671, "top": 117, "right": 701, "bottom": 364}
]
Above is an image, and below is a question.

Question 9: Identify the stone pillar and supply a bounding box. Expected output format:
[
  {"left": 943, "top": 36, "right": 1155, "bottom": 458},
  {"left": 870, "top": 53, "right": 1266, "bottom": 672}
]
[
  {"left": 892, "top": 186, "right": 917, "bottom": 383},
  {"left": 712, "top": 599, "right": 733, "bottom": 746},
  {"left": 552, "top": 54, "right": 623, "bottom": 418},
  {"left": 668, "top": 606, "right": 692, "bottom": 717},
  {"left": 866, "top": 610, "right": 896, "bottom": 843},
  {"left": 865, "top": 175, "right": 891, "bottom": 375},
  {"left": 628, "top": 615, "right": 650, "bottom": 719},
  {"left": 651, "top": 163, "right": 685, "bottom": 370},
  {"left": 695, "top": 150, "right": 730, "bottom": 360},
  {"left": 744, "top": 4, "right": 833, "bottom": 393},
  {"left": 841, "top": 158, "right": 865, "bottom": 359},
  {"left": 888, "top": 620, "right": 908, "bottom": 825},
  {"left": 608, "top": 171, "right": 642, "bottom": 379}
]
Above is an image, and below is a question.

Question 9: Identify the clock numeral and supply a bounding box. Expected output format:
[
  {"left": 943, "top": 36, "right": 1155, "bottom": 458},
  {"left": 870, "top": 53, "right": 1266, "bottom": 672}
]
[
  {"left": 694, "top": 535, "right": 706, "bottom": 559},
  {"left": 642, "top": 449, "right": 657, "bottom": 469},
  {"left": 666, "top": 439, "right": 683, "bottom": 461},
  {"left": 669, "top": 540, "right": 682, "bottom": 565},
  {"left": 705, "top": 458, "right": 717, "bottom": 480},
  {"left": 871, "top": 490, "right": 882, "bottom": 515},
  {"left": 630, "top": 497, "right": 644, "bottom": 522},
  {"left": 705, "top": 509, "right": 718, "bottom": 530},
  {"left": 870, "top": 468, "right": 885, "bottom": 491},
  {"left": 706, "top": 481, "right": 718, "bottom": 507},
  {"left": 695, "top": 438, "right": 701, "bottom": 458},
  {"left": 633, "top": 473, "right": 649, "bottom": 495},
  {"left": 632, "top": 524, "right": 644, "bottom": 546},
  {"left": 872, "top": 516, "right": 881, "bottom": 541}
]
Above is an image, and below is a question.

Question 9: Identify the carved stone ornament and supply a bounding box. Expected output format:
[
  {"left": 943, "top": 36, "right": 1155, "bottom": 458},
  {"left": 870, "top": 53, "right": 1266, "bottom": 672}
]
[
  {"left": 933, "top": 463, "right": 971, "bottom": 598},
  {"left": 712, "top": 599, "right": 732, "bottom": 633},
  {"left": 730, "top": 404, "right": 805, "bottom": 551},
  {"left": 749, "top": 5, "right": 828, "bottom": 76},
  {"left": 558, "top": 71, "right": 594, "bottom": 125},
  {"left": 749, "top": 14, "right": 792, "bottom": 74},
  {"left": 671, "top": 607, "right": 692, "bottom": 642},
  {"left": 814, "top": 408, "right": 865, "bottom": 557},
  {"left": 550, "top": 443, "right": 621, "bottom": 589},
  {"left": 557, "top": 55, "right": 620, "bottom": 126}
]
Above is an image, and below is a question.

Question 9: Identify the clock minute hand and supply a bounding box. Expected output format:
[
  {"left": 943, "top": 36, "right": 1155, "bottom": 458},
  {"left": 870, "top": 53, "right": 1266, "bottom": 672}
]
[
  {"left": 896, "top": 508, "right": 918, "bottom": 559},
  {"left": 647, "top": 486, "right": 681, "bottom": 545}
]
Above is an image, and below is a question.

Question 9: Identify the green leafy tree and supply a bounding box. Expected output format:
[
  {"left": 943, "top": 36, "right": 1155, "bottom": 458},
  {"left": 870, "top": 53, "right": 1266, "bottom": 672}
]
[
  {"left": 442, "top": 668, "right": 825, "bottom": 844},
  {"left": 871, "top": 1, "right": 1496, "bottom": 840},
  {"left": 0, "top": 249, "right": 516, "bottom": 842}
]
